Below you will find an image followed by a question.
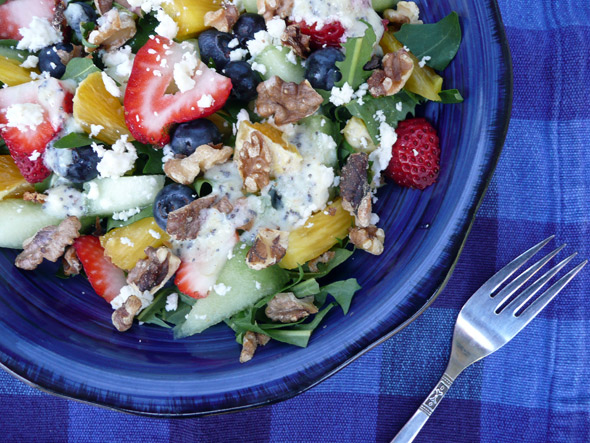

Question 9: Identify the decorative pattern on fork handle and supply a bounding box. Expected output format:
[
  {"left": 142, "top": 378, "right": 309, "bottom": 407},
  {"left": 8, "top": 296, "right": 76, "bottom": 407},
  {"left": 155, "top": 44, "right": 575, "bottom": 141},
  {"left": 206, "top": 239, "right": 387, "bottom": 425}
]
[{"left": 419, "top": 373, "right": 454, "bottom": 416}]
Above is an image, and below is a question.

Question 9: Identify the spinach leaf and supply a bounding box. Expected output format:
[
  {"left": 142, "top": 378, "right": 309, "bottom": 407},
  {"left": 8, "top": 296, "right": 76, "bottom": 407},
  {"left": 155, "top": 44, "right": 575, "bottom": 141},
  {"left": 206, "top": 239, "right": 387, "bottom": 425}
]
[
  {"left": 335, "top": 24, "right": 377, "bottom": 89},
  {"left": 128, "top": 14, "right": 159, "bottom": 53},
  {"left": 134, "top": 142, "right": 164, "bottom": 174},
  {"left": 395, "top": 12, "right": 462, "bottom": 71},
  {"left": 106, "top": 205, "right": 153, "bottom": 231},
  {"left": 52, "top": 132, "right": 99, "bottom": 149},
  {"left": 137, "top": 288, "right": 172, "bottom": 326},
  {"left": 320, "top": 279, "right": 361, "bottom": 315},
  {"left": 291, "top": 279, "right": 320, "bottom": 297},
  {"left": 345, "top": 90, "right": 421, "bottom": 143},
  {"left": 61, "top": 57, "right": 100, "bottom": 83},
  {"left": 438, "top": 89, "right": 464, "bottom": 104}
]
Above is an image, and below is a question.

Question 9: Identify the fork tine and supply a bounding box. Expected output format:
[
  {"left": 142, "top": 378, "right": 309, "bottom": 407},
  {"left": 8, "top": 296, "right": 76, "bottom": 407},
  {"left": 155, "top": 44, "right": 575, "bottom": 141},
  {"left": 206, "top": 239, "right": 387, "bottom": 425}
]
[
  {"left": 472, "top": 235, "right": 555, "bottom": 298},
  {"left": 504, "top": 252, "right": 578, "bottom": 315},
  {"left": 513, "top": 260, "right": 587, "bottom": 329},
  {"left": 493, "top": 244, "right": 566, "bottom": 312}
]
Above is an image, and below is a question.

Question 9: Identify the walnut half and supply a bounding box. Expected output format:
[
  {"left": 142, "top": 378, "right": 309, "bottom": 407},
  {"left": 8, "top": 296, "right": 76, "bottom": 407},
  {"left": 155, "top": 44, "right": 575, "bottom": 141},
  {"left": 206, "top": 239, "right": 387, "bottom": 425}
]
[
  {"left": 164, "top": 144, "right": 233, "bottom": 185},
  {"left": 349, "top": 226, "right": 385, "bottom": 255},
  {"left": 236, "top": 130, "right": 272, "bottom": 193},
  {"left": 204, "top": 3, "right": 239, "bottom": 32},
  {"left": 166, "top": 195, "right": 216, "bottom": 240},
  {"left": 257, "top": 0, "right": 293, "bottom": 21},
  {"left": 256, "top": 76, "right": 323, "bottom": 125},
  {"left": 340, "top": 153, "right": 372, "bottom": 228},
  {"left": 239, "top": 331, "right": 271, "bottom": 363},
  {"left": 368, "top": 50, "right": 414, "bottom": 98},
  {"left": 88, "top": 9, "right": 137, "bottom": 52},
  {"left": 265, "top": 292, "right": 318, "bottom": 323},
  {"left": 112, "top": 295, "right": 142, "bottom": 332},
  {"left": 384, "top": 1, "right": 423, "bottom": 30},
  {"left": 247, "top": 228, "right": 289, "bottom": 270},
  {"left": 281, "top": 24, "right": 311, "bottom": 58},
  {"left": 127, "top": 246, "right": 181, "bottom": 293}
]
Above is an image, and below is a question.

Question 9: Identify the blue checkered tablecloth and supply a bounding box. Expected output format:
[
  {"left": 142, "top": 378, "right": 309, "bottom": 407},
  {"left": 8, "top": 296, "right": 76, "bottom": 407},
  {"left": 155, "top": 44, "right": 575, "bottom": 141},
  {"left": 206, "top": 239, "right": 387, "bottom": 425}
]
[{"left": 2, "top": 0, "right": 590, "bottom": 441}]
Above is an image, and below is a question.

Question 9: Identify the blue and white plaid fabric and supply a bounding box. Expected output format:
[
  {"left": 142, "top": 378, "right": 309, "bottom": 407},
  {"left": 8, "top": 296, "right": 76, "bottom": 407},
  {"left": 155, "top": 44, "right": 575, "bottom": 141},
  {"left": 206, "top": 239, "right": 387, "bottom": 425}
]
[{"left": 2, "top": 1, "right": 590, "bottom": 441}]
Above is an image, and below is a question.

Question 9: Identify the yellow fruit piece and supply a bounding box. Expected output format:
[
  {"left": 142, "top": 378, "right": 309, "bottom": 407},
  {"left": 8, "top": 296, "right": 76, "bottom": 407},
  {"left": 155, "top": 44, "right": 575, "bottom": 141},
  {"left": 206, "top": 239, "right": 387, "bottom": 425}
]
[
  {"left": 162, "top": 0, "right": 223, "bottom": 40},
  {"left": 0, "top": 155, "right": 34, "bottom": 200},
  {"left": 73, "top": 71, "right": 133, "bottom": 144},
  {"left": 235, "top": 121, "right": 302, "bottom": 176},
  {"left": 280, "top": 199, "right": 353, "bottom": 270},
  {"left": 100, "top": 217, "right": 169, "bottom": 271},
  {"left": 380, "top": 31, "right": 443, "bottom": 102},
  {"left": 0, "top": 55, "right": 38, "bottom": 86}
]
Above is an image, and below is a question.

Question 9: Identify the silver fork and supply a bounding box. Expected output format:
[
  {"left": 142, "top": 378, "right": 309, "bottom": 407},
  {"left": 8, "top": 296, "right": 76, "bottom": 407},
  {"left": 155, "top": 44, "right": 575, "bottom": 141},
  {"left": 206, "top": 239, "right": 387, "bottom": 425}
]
[{"left": 392, "top": 236, "right": 587, "bottom": 443}]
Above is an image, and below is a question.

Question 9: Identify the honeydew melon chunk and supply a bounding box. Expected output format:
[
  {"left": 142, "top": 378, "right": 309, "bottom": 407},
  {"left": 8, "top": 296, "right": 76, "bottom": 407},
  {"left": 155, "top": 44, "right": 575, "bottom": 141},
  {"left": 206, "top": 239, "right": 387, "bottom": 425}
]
[
  {"left": 243, "top": 0, "right": 257, "bottom": 13},
  {"left": 83, "top": 175, "right": 165, "bottom": 217},
  {"left": 253, "top": 46, "right": 305, "bottom": 83},
  {"left": 0, "top": 200, "right": 63, "bottom": 249},
  {"left": 174, "top": 244, "right": 289, "bottom": 338}
]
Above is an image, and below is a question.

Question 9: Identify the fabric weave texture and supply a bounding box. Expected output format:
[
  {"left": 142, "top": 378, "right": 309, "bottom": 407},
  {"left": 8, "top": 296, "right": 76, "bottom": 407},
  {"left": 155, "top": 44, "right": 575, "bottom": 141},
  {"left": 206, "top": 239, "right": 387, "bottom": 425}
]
[{"left": 2, "top": 0, "right": 590, "bottom": 441}]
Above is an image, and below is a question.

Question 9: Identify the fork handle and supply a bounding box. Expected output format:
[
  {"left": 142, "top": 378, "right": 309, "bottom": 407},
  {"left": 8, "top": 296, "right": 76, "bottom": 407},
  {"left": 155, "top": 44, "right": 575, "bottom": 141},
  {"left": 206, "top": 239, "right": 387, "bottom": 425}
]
[{"left": 391, "top": 373, "right": 455, "bottom": 443}]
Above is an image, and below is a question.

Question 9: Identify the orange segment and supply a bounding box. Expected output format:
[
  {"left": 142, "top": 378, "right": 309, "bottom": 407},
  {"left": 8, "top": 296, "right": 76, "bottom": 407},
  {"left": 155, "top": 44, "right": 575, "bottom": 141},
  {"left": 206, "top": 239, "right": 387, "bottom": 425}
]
[
  {"left": 0, "top": 55, "right": 38, "bottom": 86},
  {"left": 0, "top": 155, "right": 34, "bottom": 199},
  {"left": 73, "top": 71, "right": 134, "bottom": 144},
  {"left": 162, "top": 0, "right": 223, "bottom": 40}
]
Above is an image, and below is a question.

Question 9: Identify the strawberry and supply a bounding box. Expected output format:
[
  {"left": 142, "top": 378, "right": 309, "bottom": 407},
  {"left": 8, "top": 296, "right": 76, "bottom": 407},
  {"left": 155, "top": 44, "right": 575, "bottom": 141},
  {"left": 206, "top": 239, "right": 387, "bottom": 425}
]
[
  {"left": 298, "top": 20, "right": 346, "bottom": 49},
  {"left": 0, "top": 0, "right": 58, "bottom": 40},
  {"left": 0, "top": 78, "right": 73, "bottom": 183},
  {"left": 385, "top": 118, "right": 441, "bottom": 190},
  {"left": 174, "top": 260, "right": 210, "bottom": 299},
  {"left": 124, "top": 36, "right": 233, "bottom": 146},
  {"left": 73, "top": 236, "right": 127, "bottom": 303}
]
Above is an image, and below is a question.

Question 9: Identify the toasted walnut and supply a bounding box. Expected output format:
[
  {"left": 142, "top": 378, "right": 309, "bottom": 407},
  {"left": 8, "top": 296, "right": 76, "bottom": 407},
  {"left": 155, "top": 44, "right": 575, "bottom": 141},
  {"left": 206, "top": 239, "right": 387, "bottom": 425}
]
[
  {"left": 166, "top": 196, "right": 216, "bottom": 240},
  {"left": 94, "top": 0, "right": 113, "bottom": 15},
  {"left": 256, "top": 76, "right": 323, "bottom": 125},
  {"left": 127, "top": 246, "right": 181, "bottom": 293},
  {"left": 23, "top": 191, "right": 47, "bottom": 204},
  {"left": 239, "top": 331, "right": 271, "bottom": 363},
  {"left": 164, "top": 144, "right": 233, "bottom": 185},
  {"left": 52, "top": 0, "right": 66, "bottom": 33},
  {"left": 384, "top": 1, "right": 423, "bottom": 30},
  {"left": 204, "top": 3, "right": 239, "bottom": 32},
  {"left": 233, "top": 197, "right": 257, "bottom": 231},
  {"left": 88, "top": 9, "right": 137, "bottom": 52},
  {"left": 349, "top": 226, "right": 385, "bottom": 255},
  {"left": 281, "top": 24, "right": 311, "bottom": 58},
  {"left": 265, "top": 293, "right": 318, "bottom": 323},
  {"left": 247, "top": 228, "right": 289, "bottom": 270},
  {"left": 212, "top": 196, "right": 234, "bottom": 214},
  {"left": 256, "top": 333, "right": 271, "bottom": 346},
  {"left": 15, "top": 217, "right": 81, "bottom": 270},
  {"left": 257, "top": 0, "right": 293, "bottom": 20},
  {"left": 368, "top": 50, "right": 414, "bottom": 98},
  {"left": 62, "top": 246, "right": 82, "bottom": 277},
  {"left": 237, "top": 131, "right": 272, "bottom": 193},
  {"left": 340, "top": 153, "right": 372, "bottom": 228},
  {"left": 308, "top": 251, "right": 336, "bottom": 273},
  {"left": 112, "top": 295, "right": 142, "bottom": 332}
]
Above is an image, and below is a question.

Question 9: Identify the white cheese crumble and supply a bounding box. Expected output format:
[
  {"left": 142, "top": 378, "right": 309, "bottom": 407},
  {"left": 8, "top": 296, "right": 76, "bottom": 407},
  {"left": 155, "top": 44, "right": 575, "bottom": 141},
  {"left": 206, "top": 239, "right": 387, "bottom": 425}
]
[
  {"left": 396, "top": 102, "right": 403, "bottom": 112},
  {"left": 154, "top": 8, "right": 178, "bottom": 39},
  {"left": 173, "top": 50, "right": 199, "bottom": 93},
  {"left": 28, "top": 150, "right": 41, "bottom": 161},
  {"left": 197, "top": 94, "right": 214, "bottom": 108},
  {"left": 4, "top": 103, "right": 44, "bottom": 132},
  {"left": 112, "top": 207, "right": 141, "bottom": 221},
  {"left": 229, "top": 47, "right": 248, "bottom": 61},
  {"left": 266, "top": 17, "right": 286, "bottom": 39},
  {"left": 20, "top": 55, "right": 39, "bottom": 69},
  {"left": 111, "top": 285, "right": 154, "bottom": 311},
  {"left": 329, "top": 83, "right": 354, "bottom": 106},
  {"left": 246, "top": 30, "right": 273, "bottom": 58},
  {"left": 161, "top": 144, "right": 175, "bottom": 164},
  {"left": 17, "top": 17, "right": 63, "bottom": 52},
  {"left": 228, "top": 38, "right": 240, "bottom": 49},
  {"left": 250, "top": 61, "right": 267, "bottom": 74},
  {"left": 369, "top": 122, "right": 397, "bottom": 186},
  {"left": 101, "top": 72, "right": 121, "bottom": 98},
  {"left": 120, "top": 237, "right": 135, "bottom": 247},
  {"left": 101, "top": 46, "right": 135, "bottom": 88},
  {"left": 213, "top": 283, "right": 231, "bottom": 296},
  {"left": 419, "top": 55, "right": 432, "bottom": 68},
  {"left": 165, "top": 293, "right": 179, "bottom": 312},
  {"left": 89, "top": 124, "right": 104, "bottom": 138},
  {"left": 255, "top": 281, "right": 261, "bottom": 290},
  {"left": 149, "top": 229, "right": 162, "bottom": 239},
  {"left": 93, "top": 135, "right": 138, "bottom": 178}
]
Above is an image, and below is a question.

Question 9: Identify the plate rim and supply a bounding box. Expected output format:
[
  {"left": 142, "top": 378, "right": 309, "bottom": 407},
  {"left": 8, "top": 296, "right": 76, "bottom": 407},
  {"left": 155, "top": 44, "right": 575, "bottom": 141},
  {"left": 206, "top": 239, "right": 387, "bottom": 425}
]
[{"left": 0, "top": 0, "right": 513, "bottom": 417}]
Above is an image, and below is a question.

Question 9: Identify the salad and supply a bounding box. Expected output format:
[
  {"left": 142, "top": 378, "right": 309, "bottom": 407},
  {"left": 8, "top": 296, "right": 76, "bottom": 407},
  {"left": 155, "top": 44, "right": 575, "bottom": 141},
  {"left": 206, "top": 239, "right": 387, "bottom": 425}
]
[{"left": 0, "top": 0, "right": 462, "bottom": 362}]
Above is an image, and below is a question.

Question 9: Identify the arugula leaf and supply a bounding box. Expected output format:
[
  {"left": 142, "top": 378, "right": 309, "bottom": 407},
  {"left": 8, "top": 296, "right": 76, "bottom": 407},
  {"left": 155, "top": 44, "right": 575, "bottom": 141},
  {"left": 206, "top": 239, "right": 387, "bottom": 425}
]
[
  {"left": 61, "top": 57, "right": 100, "bottom": 83},
  {"left": 106, "top": 205, "right": 153, "bottom": 231},
  {"left": 320, "top": 279, "right": 361, "bottom": 315},
  {"left": 395, "top": 12, "right": 462, "bottom": 71},
  {"left": 80, "top": 22, "right": 99, "bottom": 50},
  {"left": 438, "top": 89, "right": 464, "bottom": 104},
  {"left": 345, "top": 90, "right": 421, "bottom": 143},
  {"left": 335, "top": 24, "right": 377, "bottom": 89},
  {"left": 291, "top": 279, "right": 320, "bottom": 297},
  {"left": 128, "top": 14, "right": 159, "bottom": 53},
  {"left": 137, "top": 288, "right": 172, "bottom": 325},
  {"left": 133, "top": 142, "right": 164, "bottom": 174},
  {"left": 52, "top": 132, "right": 99, "bottom": 149}
]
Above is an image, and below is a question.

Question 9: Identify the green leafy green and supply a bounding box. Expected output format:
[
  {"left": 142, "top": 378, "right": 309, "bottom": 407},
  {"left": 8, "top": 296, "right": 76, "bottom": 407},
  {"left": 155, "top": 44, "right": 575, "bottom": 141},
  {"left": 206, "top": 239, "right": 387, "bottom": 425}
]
[
  {"left": 80, "top": 22, "right": 99, "bottom": 50},
  {"left": 0, "top": 39, "right": 29, "bottom": 61},
  {"left": 291, "top": 279, "right": 320, "bottom": 297},
  {"left": 346, "top": 91, "right": 421, "bottom": 143},
  {"left": 0, "top": 135, "right": 8, "bottom": 155},
  {"left": 134, "top": 142, "right": 164, "bottom": 174},
  {"left": 128, "top": 14, "right": 159, "bottom": 53},
  {"left": 194, "top": 177, "right": 213, "bottom": 196},
  {"left": 137, "top": 288, "right": 198, "bottom": 328},
  {"left": 137, "top": 289, "right": 173, "bottom": 327},
  {"left": 106, "top": 205, "right": 153, "bottom": 231},
  {"left": 395, "top": 12, "right": 462, "bottom": 71},
  {"left": 438, "top": 89, "right": 464, "bottom": 104},
  {"left": 335, "top": 24, "right": 377, "bottom": 89},
  {"left": 320, "top": 279, "right": 361, "bottom": 315},
  {"left": 61, "top": 57, "right": 100, "bottom": 83},
  {"left": 52, "top": 132, "right": 99, "bottom": 149}
]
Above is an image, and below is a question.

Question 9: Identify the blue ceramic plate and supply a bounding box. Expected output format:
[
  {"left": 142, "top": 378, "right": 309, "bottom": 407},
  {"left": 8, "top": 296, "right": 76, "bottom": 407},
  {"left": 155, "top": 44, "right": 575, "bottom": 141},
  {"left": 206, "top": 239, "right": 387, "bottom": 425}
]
[{"left": 0, "top": 0, "right": 512, "bottom": 416}]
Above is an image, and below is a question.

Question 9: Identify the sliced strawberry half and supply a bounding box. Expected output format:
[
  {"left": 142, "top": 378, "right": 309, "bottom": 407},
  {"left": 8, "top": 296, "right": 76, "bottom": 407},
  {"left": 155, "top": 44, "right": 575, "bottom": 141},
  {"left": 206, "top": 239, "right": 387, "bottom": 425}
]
[
  {"left": 0, "top": 78, "right": 73, "bottom": 183},
  {"left": 124, "top": 36, "right": 233, "bottom": 146},
  {"left": 0, "top": 0, "right": 58, "bottom": 40},
  {"left": 73, "top": 236, "right": 127, "bottom": 303}
]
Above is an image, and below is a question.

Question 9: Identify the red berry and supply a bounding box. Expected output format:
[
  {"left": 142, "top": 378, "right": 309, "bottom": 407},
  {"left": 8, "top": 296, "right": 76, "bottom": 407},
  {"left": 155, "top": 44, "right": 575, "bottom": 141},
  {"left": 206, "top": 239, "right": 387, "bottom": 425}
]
[
  {"left": 0, "top": 0, "right": 58, "bottom": 40},
  {"left": 385, "top": 118, "right": 441, "bottom": 190},
  {"left": 298, "top": 20, "right": 345, "bottom": 49}
]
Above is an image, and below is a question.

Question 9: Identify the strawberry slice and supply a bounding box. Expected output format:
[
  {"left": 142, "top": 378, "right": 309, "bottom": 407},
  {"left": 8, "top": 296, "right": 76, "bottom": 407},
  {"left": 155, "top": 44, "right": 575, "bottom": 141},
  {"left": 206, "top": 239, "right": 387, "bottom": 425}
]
[
  {"left": 298, "top": 20, "right": 346, "bottom": 49},
  {"left": 124, "top": 36, "right": 233, "bottom": 146},
  {"left": 73, "top": 236, "right": 127, "bottom": 303},
  {"left": 174, "top": 260, "right": 209, "bottom": 299},
  {"left": 0, "top": 0, "right": 58, "bottom": 40},
  {"left": 0, "top": 78, "right": 73, "bottom": 183}
]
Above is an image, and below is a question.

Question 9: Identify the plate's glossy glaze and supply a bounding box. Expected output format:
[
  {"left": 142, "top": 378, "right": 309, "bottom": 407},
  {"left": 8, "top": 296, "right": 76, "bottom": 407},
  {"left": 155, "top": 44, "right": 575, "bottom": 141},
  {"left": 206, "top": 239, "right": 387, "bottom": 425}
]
[{"left": 0, "top": 0, "right": 512, "bottom": 416}]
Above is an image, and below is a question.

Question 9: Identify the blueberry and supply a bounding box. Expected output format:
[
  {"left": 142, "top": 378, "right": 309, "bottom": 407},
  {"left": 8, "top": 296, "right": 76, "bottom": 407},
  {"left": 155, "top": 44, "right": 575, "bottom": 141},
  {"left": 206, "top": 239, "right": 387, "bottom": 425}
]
[
  {"left": 170, "top": 119, "right": 222, "bottom": 156},
  {"left": 64, "top": 2, "right": 97, "bottom": 41},
  {"left": 198, "top": 29, "right": 233, "bottom": 70},
  {"left": 223, "top": 61, "right": 262, "bottom": 102},
  {"left": 38, "top": 43, "right": 75, "bottom": 78},
  {"left": 153, "top": 184, "right": 197, "bottom": 230},
  {"left": 305, "top": 48, "right": 345, "bottom": 91},
  {"left": 233, "top": 13, "right": 266, "bottom": 46},
  {"left": 46, "top": 145, "right": 99, "bottom": 183}
]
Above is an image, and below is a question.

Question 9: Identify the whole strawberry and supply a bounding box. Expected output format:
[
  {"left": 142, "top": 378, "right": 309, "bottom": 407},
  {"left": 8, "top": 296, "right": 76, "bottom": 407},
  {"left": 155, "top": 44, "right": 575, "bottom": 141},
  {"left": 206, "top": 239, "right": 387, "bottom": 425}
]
[{"left": 385, "top": 118, "right": 440, "bottom": 190}]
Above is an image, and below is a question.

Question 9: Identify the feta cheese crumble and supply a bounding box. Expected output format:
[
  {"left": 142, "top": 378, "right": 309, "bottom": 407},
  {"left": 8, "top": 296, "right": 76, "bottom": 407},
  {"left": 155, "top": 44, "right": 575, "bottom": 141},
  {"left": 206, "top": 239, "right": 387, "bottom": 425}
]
[
  {"left": 89, "top": 124, "right": 104, "bottom": 138},
  {"left": 154, "top": 8, "right": 178, "bottom": 39},
  {"left": 197, "top": 94, "right": 214, "bottom": 108},
  {"left": 93, "top": 135, "right": 138, "bottom": 178},
  {"left": 20, "top": 55, "right": 39, "bottom": 69},
  {"left": 101, "top": 72, "right": 121, "bottom": 97},
  {"left": 165, "top": 293, "right": 179, "bottom": 312},
  {"left": 330, "top": 83, "right": 355, "bottom": 106},
  {"left": 111, "top": 285, "right": 154, "bottom": 311},
  {"left": 213, "top": 283, "right": 231, "bottom": 296},
  {"left": 173, "top": 50, "right": 199, "bottom": 93},
  {"left": 4, "top": 103, "right": 44, "bottom": 132},
  {"left": 17, "top": 17, "right": 63, "bottom": 52}
]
